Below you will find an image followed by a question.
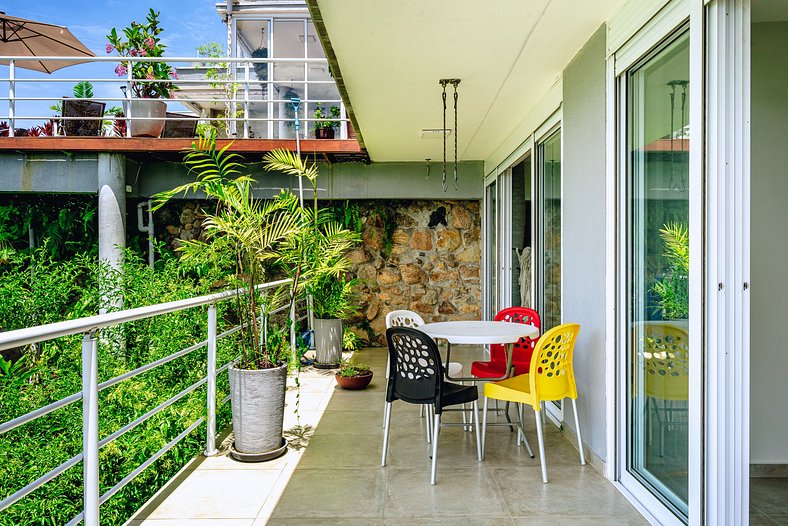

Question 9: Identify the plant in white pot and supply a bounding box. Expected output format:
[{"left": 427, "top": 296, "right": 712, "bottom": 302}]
[
  {"left": 107, "top": 9, "right": 178, "bottom": 137},
  {"left": 262, "top": 149, "right": 361, "bottom": 368},
  {"left": 153, "top": 137, "right": 304, "bottom": 461}
]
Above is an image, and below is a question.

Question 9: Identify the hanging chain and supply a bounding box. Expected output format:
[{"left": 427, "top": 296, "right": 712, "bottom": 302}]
[
  {"left": 452, "top": 80, "right": 459, "bottom": 190},
  {"left": 439, "top": 79, "right": 461, "bottom": 193},
  {"left": 441, "top": 82, "right": 448, "bottom": 192}
]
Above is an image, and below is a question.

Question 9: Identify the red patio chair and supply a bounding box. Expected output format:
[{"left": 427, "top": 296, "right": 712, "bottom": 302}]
[{"left": 471, "top": 306, "right": 541, "bottom": 379}]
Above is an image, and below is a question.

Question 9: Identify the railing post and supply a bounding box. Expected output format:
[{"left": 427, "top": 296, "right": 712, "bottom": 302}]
[
  {"left": 243, "top": 62, "right": 250, "bottom": 139},
  {"left": 8, "top": 60, "right": 15, "bottom": 137},
  {"left": 125, "top": 62, "right": 132, "bottom": 138},
  {"left": 340, "top": 102, "right": 348, "bottom": 140},
  {"left": 205, "top": 304, "right": 217, "bottom": 456},
  {"left": 82, "top": 331, "right": 99, "bottom": 526}
]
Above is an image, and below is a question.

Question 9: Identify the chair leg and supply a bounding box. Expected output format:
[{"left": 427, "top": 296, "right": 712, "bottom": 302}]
[
  {"left": 516, "top": 403, "right": 522, "bottom": 446},
  {"left": 425, "top": 404, "right": 433, "bottom": 444},
  {"left": 420, "top": 404, "right": 424, "bottom": 418},
  {"left": 534, "top": 409, "right": 548, "bottom": 483},
  {"left": 381, "top": 401, "right": 392, "bottom": 467},
  {"left": 481, "top": 396, "right": 489, "bottom": 461},
  {"left": 503, "top": 401, "right": 515, "bottom": 432},
  {"left": 571, "top": 398, "right": 586, "bottom": 466},
  {"left": 430, "top": 412, "right": 441, "bottom": 485},
  {"left": 473, "top": 400, "right": 482, "bottom": 462},
  {"left": 515, "top": 403, "right": 535, "bottom": 457}
]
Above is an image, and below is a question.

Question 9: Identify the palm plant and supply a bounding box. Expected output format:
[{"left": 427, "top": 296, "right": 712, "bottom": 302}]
[
  {"left": 651, "top": 222, "right": 689, "bottom": 320},
  {"left": 262, "top": 149, "right": 360, "bottom": 319},
  {"left": 153, "top": 137, "right": 303, "bottom": 369}
]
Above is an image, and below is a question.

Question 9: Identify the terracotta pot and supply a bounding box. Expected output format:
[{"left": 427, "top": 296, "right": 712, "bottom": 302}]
[
  {"left": 128, "top": 99, "right": 167, "bottom": 137},
  {"left": 335, "top": 371, "right": 373, "bottom": 390},
  {"left": 315, "top": 127, "right": 335, "bottom": 139}
]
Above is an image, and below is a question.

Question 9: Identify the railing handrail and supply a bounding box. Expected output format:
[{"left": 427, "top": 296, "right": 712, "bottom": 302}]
[
  {"left": 0, "top": 55, "right": 328, "bottom": 63},
  {"left": 0, "top": 278, "right": 292, "bottom": 351}
]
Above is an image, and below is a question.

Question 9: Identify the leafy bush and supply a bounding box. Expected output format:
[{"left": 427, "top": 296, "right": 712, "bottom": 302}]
[
  {"left": 0, "top": 250, "right": 238, "bottom": 526},
  {"left": 651, "top": 222, "right": 689, "bottom": 320}
]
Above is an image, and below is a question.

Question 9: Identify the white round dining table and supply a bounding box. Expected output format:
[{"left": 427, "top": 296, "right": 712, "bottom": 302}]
[{"left": 418, "top": 320, "right": 539, "bottom": 381}]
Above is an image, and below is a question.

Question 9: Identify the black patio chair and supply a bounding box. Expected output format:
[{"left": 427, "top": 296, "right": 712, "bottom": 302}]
[{"left": 381, "top": 326, "right": 482, "bottom": 484}]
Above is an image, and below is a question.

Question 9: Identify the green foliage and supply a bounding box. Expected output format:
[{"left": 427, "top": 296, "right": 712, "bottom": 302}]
[
  {"left": 0, "top": 355, "right": 38, "bottom": 387},
  {"left": 651, "top": 222, "right": 689, "bottom": 320},
  {"left": 0, "top": 249, "right": 235, "bottom": 526},
  {"left": 0, "top": 196, "right": 98, "bottom": 261},
  {"left": 154, "top": 138, "right": 302, "bottom": 370},
  {"left": 73, "top": 81, "right": 94, "bottom": 99},
  {"left": 337, "top": 360, "right": 370, "bottom": 378},
  {"left": 342, "top": 328, "right": 360, "bottom": 351},
  {"left": 197, "top": 42, "right": 224, "bottom": 60},
  {"left": 194, "top": 42, "right": 240, "bottom": 137},
  {"left": 331, "top": 200, "right": 363, "bottom": 234},
  {"left": 313, "top": 102, "right": 341, "bottom": 131},
  {"left": 369, "top": 202, "right": 397, "bottom": 256},
  {"left": 262, "top": 149, "right": 361, "bottom": 322},
  {"left": 106, "top": 9, "right": 177, "bottom": 99}
]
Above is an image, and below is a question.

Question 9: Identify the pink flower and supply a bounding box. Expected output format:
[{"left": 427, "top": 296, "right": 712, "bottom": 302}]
[
  {"left": 130, "top": 48, "right": 138, "bottom": 57},
  {"left": 115, "top": 64, "right": 128, "bottom": 77},
  {"left": 145, "top": 37, "right": 155, "bottom": 50},
  {"left": 169, "top": 71, "right": 178, "bottom": 80},
  {"left": 146, "top": 72, "right": 155, "bottom": 80},
  {"left": 105, "top": 43, "right": 113, "bottom": 53},
  {"left": 138, "top": 49, "right": 147, "bottom": 57}
]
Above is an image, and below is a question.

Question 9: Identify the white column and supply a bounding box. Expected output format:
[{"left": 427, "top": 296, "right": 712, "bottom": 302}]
[{"left": 98, "top": 153, "right": 126, "bottom": 310}]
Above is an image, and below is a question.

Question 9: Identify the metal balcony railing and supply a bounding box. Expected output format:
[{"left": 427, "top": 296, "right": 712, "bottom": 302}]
[
  {"left": 0, "top": 55, "right": 349, "bottom": 140},
  {"left": 0, "top": 278, "right": 306, "bottom": 526}
]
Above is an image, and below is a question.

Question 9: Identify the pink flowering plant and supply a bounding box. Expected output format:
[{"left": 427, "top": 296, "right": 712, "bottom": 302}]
[{"left": 106, "top": 9, "right": 177, "bottom": 99}]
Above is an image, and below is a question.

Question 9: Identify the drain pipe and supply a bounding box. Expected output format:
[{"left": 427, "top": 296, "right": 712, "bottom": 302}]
[{"left": 137, "top": 200, "right": 154, "bottom": 268}]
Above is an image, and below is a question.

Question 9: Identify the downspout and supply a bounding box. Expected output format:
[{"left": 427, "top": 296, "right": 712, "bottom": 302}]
[{"left": 137, "top": 200, "right": 154, "bottom": 268}]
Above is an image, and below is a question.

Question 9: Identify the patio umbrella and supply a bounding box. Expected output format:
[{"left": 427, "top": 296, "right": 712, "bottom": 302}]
[{"left": 0, "top": 12, "right": 94, "bottom": 73}]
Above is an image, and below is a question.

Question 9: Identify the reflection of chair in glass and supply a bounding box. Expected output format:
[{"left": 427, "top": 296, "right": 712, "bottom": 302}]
[
  {"left": 382, "top": 327, "right": 481, "bottom": 485},
  {"left": 384, "top": 310, "right": 465, "bottom": 440},
  {"left": 637, "top": 323, "right": 689, "bottom": 457},
  {"left": 481, "top": 323, "right": 585, "bottom": 483}
]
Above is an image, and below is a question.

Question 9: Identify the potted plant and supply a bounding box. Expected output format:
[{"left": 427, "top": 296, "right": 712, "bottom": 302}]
[
  {"left": 51, "top": 81, "right": 106, "bottom": 137},
  {"left": 313, "top": 103, "right": 340, "bottom": 139},
  {"left": 153, "top": 137, "right": 303, "bottom": 462},
  {"left": 107, "top": 9, "right": 178, "bottom": 137},
  {"left": 262, "top": 149, "right": 361, "bottom": 368},
  {"left": 335, "top": 361, "right": 373, "bottom": 390}
]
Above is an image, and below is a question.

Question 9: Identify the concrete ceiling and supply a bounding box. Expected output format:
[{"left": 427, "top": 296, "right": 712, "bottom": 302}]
[{"left": 315, "top": 0, "right": 627, "bottom": 162}]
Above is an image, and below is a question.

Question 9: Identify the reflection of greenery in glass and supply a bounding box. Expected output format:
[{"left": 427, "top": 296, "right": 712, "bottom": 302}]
[{"left": 651, "top": 223, "right": 689, "bottom": 319}]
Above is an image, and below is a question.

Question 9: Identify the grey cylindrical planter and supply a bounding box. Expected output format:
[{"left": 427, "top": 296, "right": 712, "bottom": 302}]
[
  {"left": 229, "top": 363, "right": 287, "bottom": 459},
  {"left": 313, "top": 318, "right": 343, "bottom": 368}
]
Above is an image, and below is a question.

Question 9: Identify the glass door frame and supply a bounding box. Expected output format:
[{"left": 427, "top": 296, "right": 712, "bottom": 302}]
[{"left": 612, "top": 2, "right": 703, "bottom": 524}]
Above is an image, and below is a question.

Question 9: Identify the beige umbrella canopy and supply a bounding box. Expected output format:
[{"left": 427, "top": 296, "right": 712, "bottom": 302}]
[{"left": 0, "top": 12, "right": 95, "bottom": 73}]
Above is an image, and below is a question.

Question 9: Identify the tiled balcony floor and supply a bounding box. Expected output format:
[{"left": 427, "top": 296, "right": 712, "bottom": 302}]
[{"left": 126, "top": 346, "right": 648, "bottom": 525}]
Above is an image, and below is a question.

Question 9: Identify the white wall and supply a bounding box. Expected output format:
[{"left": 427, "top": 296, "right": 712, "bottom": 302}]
[
  {"left": 750, "top": 21, "right": 788, "bottom": 465},
  {"left": 560, "top": 25, "right": 608, "bottom": 462}
]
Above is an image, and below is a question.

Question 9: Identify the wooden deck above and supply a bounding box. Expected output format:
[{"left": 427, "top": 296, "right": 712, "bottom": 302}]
[{"left": 0, "top": 137, "right": 366, "bottom": 162}]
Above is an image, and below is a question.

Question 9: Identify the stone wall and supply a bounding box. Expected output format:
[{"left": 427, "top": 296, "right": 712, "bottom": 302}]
[{"left": 154, "top": 199, "right": 482, "bottom": 347}]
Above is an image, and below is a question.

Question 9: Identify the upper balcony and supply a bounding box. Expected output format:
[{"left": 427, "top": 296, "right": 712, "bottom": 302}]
[{"left": 0, "top": 55, "right": 366, "bottom": 162}]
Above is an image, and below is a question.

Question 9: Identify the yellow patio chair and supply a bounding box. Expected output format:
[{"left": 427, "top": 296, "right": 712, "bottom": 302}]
[{"left": 481, "top": 323, "right": 586, "bottom": 483}]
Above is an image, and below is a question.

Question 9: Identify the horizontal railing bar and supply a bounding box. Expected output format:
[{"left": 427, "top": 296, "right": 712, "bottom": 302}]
[
  {"left": 1, "top": 117, "right": 349, "bottom": 124},
  {"left": 0, "top": 452, "right": 82, "bottom": 512},
  {"left": 1, "top": 320, "right": 247, "bottom": 436},
  {"left": 297, "top": 315, "right": 308, "bottom": 322},
  {"left": 0, "top": 56, "right": 327, "bottom": 63},
  {"left": 221, "top": 393, "right": 231, "bottom": 405},
  {"left": 64, "top": 417, "right": 205, "bottom": 526},
  {"left": 0, "top": 79, "right": 337, "bottom": 86},
  {"left": 0, "top": 96, "right": 342, "bottom": 102},
  {"left": 0, "top": 279, "right": 291, "bottom": 352},
  {"left": 0, "top": 391, "right": 82, "bottom": 435},
  {"left": 98, "top": 376, "right": 207, "bottom": 449}
]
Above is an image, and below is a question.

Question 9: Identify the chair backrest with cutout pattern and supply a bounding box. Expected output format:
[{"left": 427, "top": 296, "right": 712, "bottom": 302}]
[
  {"left": 490, "top": 307, "right": 541, "bottom": 366},
  {"left": 385, "top": 309, "right": 426, "bottom": 329},
  {"left": 528, "top": 323, "right": 581, "bottom": 409},
  {"left": 385, "top": 327, "right": 444, "bottom": 407},
  {"left": 637, "top": 323, "right": 689, "bottom": 401}
]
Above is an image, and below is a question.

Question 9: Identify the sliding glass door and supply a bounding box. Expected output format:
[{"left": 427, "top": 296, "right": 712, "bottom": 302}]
[
  {"left": 622, "top": 28, "right": 691, "bottom": 520},
  {"left": 537, "top": 130, "right": 562, "bottom": 332}
]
